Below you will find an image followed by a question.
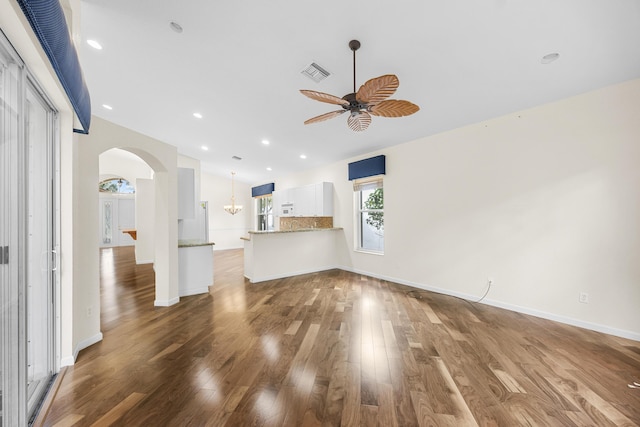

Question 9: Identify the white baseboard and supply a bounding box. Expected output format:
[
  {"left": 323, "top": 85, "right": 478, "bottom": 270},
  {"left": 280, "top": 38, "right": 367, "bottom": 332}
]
[
  {"left": 481, "top": 298, "right": 640, "bottom": 342},
  {"left": 154, "top": 297, "right": 180, "bottom": 307},
  {"left": 66, "top": 332, "right": 104, "bottom": 365},
  {"left": 249, "top": 266, "right": 338, "bottom": 284},
  {"left": 338, "top": 265, "right": 640, "bottom": 342},
  {"left": 136, "top": 259, "right": 153, "bottom": 265},
  {"left": 213, "top": 245, "right": 243, "bottom": 251},
  {"left": 179, "top": 287, "right": 209, "bottom": 297},
  {"left": 60, "top": 355, "right": 75, "bottom": 367}
]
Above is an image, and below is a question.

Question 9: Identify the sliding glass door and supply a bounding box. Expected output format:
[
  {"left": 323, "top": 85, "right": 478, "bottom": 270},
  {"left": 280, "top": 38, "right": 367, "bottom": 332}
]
[
  {"left": 25, "top": 79, "right": 56, "bottom": 420},
  {"left": 0, "top": 31, "right": 58, "bottom": 426},
  {"left": 0, "top": 37, "right": 19, "bottom": 426}
]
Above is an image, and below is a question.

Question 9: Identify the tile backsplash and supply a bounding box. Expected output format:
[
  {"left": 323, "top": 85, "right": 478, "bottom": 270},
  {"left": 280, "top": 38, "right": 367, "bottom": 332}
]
[{"left": 280, "top": 216, "right": 333, "bottom": 230}]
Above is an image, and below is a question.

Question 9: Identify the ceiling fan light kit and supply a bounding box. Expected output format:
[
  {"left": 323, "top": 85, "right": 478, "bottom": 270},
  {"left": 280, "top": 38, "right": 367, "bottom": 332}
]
[{"left": 300, "top": 40, "right": 419, "bottom": 131}]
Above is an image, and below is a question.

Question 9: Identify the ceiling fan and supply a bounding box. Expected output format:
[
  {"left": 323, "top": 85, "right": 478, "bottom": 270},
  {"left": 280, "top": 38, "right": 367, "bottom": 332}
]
[{"left": 300, "top": 40, "right": 419, "bottom": 132}]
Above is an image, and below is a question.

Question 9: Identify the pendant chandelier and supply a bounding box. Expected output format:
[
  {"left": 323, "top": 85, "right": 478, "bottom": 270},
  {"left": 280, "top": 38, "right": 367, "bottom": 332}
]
[{"left": 224, "top": 172, "right": 243, "bottom": 215}]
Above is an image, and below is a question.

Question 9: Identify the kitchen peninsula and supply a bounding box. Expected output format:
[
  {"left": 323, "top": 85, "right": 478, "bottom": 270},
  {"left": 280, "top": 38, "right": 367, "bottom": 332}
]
[{"left": 243, "top": 227, "right": 343, "bottom": 283}]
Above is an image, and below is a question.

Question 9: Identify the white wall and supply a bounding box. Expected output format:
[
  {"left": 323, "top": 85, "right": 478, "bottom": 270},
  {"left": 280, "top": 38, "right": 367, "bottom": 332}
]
[
  {"left": 265, "top": 79, "right": 640, "bottom": 341},
  {"left": 135, "top": 179, "right": 155, "bottom": 263},
  {"left": 99, "top": 148, "right": 154, "bottom": 184},
  {"left": 201, "top": 172, "right": 252, "bottom": 250}
]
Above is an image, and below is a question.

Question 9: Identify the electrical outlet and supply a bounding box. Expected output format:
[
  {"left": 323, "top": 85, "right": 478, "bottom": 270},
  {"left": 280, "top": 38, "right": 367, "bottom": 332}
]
[
  {"left": 579, "top": 292, "right": 589, "bottom": 304},
  {"left": 86, "top": 306, "right": 93, "bottom": 317}
]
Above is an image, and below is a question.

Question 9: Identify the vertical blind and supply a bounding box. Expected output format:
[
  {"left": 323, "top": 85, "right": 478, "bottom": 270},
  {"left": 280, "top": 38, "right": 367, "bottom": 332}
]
[{"left": 16, "top": 0, "right": 92, "bottom": 133}]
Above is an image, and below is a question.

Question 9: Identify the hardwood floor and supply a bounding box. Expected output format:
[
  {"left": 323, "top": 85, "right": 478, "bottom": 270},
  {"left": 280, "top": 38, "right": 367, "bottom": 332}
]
[{"left": 40, "top": 246, "right": 640, "bottom": 426}]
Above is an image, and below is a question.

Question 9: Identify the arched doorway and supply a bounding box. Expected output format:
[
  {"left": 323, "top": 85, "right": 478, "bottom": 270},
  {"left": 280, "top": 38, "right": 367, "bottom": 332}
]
[
  {"left": 98, "top": 149, "right": 152, "bottom": 249},
  {"left": 68, "top": 117, "right": 179, "bottom": 365}
]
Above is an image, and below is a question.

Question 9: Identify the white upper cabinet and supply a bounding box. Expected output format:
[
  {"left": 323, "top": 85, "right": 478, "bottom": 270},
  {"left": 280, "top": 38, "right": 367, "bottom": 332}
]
[
  {"left": 315, "top": 182, "right": 333, "bottom": 216},
  {"left": 178, "top": 167, "right": 195, "bottom": 219},
  {"left": 273, "top": 188, "right": 294, "bottom": 217},
  {"left": 294, "top": 185, "right": 315, "bottom": 216},
  {"left": 274, "top": 182, "right": 333, "bottom": 217},
  {"left": 272, "top": 190, "right": 282, "bottom": 217}
]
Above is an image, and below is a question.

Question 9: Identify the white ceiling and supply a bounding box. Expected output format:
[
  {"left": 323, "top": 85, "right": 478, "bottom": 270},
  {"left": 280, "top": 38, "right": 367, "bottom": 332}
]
[{"left": 79, "top": 0, "right": 640, "bottom": 184}]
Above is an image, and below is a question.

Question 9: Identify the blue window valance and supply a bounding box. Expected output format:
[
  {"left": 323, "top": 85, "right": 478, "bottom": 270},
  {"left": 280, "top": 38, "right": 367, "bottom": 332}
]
[
  {"left": 348, "top": 155, "right": 386, "bottom": 180},
  {"left": 252, "top": 182, "right": 275, "bottom": 197},
  {"left": 17, "top": 0, "right": 91, "bottom": 133}
]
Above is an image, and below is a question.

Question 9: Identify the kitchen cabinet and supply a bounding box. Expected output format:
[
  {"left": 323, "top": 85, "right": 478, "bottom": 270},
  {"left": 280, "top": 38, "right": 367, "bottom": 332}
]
[
  {"left": 178, "top": 167, "right": 195, "bottom": 219},
  {"left": 314, "top": 182, "right": 333, "bottom": 216},
  {"left": 178, "top": 240, "right": 214, "bottom": 296},
  {"left": 273, "top": 182, "right": 333, "bottom": 218},
  {"left": 294, "top": 185, "right": 315, "bottom": 216},
  {"left": 273, "top": 188, "right": 294, "bottom": 217}
]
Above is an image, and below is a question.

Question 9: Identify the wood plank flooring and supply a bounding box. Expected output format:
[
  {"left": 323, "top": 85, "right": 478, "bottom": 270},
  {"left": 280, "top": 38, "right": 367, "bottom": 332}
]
[{"left": 40, "top": 246, "right": 640, "bottom": 426}]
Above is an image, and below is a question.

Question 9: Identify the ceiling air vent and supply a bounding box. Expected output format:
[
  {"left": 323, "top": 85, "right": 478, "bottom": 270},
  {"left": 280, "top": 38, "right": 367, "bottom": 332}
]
[
  {"left": 232, "top": 155, "right": 242, "bottom": 161},
  {"left": 301, "top": 62, "right": 330, "bottom": 83}
]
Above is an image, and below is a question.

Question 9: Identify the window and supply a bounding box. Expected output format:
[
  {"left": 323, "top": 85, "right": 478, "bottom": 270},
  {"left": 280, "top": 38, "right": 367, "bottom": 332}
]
[
  {"left": 355, "top": 177, "right": 384, "bottom": 253},
  {"left": 256, "top": 196, "right": 274, "bottom": 231},
  {"left": 98, "top": 177, "right": 135, "bottom": 194}
]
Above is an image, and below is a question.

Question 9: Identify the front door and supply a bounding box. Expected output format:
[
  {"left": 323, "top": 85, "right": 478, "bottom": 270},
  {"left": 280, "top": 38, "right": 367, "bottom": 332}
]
[{"left": 100, "top": 196, "right": 135, "bottom": 247}]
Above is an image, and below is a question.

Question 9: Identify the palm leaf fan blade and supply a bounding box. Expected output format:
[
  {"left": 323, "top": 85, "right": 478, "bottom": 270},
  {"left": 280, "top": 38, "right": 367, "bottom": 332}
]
[
  {"left": 300, "top": 90, "right": 349, "bottom": 106},
  {"left": 347, "top": 111, "right": 371, "bottom": 132},
  {"left": 369, "top": 100, "right": 420, "bottom": 117},
  {"left": 304, "top": 110, "right": 346, "bottom": 125},
  {"left": 356, "top": 74, "right": 399, "bottom": 105}
]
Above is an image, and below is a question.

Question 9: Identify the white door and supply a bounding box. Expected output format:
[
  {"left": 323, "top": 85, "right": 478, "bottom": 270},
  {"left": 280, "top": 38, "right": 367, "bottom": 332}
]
[
  {"left": 100, "top": 197, "right": 117, "bottom": 247},
  {"left": 25, "top": 78, "right": 56, "bottom": 419},
  {"left": 100, "top": 196, "right": 135, "bottom": 247},
  {"left": 0, "top": 40, "right": 21, "bottom": 426}
]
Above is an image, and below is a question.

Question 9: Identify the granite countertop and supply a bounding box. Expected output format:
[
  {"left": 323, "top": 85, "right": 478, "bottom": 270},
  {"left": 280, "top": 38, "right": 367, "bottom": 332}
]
[
  {"left": 248, "top": 227, "right": 343, "bottom": 235},
  {"left": 178, "top": 239, "right": 216, "bottom": 248}
]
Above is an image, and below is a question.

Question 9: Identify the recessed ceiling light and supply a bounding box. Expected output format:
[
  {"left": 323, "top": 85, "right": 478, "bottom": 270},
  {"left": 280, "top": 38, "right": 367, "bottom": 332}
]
[
  {"left": 541, "top": 53, "right": 560, "bottom": 64},
  {"left": 266, "top": 167, "right": 272, "bottom": 171},
  {"left": 102, "top": 104, "right": 113, "bottom": 110},
  {"left": 201, "top": 146, "right": 208, "bottom": 151},
  {"left": 193, "top": 112, "right": 203, "bottom": 119},
  {"left": 261, "top": 139, "right": 270, "bottom": 145},
  {"left": 169, "top": 21, "right": 183, "bottom": 33},
  {"left": 300, "top": 154, "right": 307, "bottom": 159},
  {"left": 87, "top": 39, "right": 102, "bottom": 50}
]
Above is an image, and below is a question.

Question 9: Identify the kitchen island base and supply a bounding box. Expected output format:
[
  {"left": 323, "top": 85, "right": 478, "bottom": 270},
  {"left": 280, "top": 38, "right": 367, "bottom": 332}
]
[
  {"left": 243, "top": 228, "right": 343, "bottom": 283},
  {"left": 178, "top": 240, "right": 215, "bottom": 297}
]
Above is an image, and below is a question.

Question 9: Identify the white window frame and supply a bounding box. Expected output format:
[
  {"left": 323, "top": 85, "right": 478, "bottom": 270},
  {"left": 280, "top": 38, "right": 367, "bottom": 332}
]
[
  {"left": 255, "top": 195, "right": 274, "bottom": 231},
  {"left": 353, "top": 176, "right": 384, "bottom": 255}
]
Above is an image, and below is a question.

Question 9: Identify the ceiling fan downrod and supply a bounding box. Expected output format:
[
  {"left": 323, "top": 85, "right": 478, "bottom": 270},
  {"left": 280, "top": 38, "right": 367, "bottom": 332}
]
[{"left": 349, "top": 39, "right": 360, "bottom": 94}]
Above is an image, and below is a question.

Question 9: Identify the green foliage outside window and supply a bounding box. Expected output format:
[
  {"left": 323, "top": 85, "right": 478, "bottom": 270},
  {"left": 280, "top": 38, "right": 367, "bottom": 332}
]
[
  {"left": 99, "top": 180, "right": 120, "bottom": 193},
  {"left": 98, "top": 178, "right": 135, "bottom": 194},
  {"left": 364, "top": 188, "right": 384, "bottom": 230}
]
